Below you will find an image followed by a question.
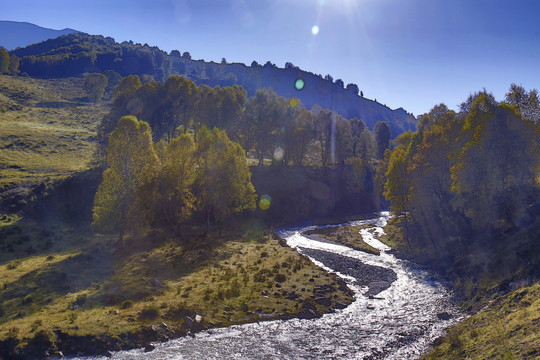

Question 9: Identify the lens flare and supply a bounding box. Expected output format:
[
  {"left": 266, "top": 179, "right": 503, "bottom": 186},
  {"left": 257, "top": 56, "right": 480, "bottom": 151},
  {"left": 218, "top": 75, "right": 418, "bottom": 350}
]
[
  {"left": 273, "top": 147, "right": 284, "bottom": 162},
  {"left": 312, "top": 25, "right": 319, "bottom": 35},
  {"left": 295, "top": 79, "right": 305, "bottom": 91},
  {"left": 259, "top": 194, "right": 272, "bottom": 211}
]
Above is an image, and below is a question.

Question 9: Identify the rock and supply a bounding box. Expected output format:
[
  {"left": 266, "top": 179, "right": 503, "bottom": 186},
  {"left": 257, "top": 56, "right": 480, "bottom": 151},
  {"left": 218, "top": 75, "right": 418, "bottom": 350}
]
[
  {"left": 274, "top": 292, "right": 281, "bottom": 297},
  {"left": 102, "top": 350, "right": 113, "bottom": 358},
  {"left": 261, "top": 290, "right": 267, "bottom": 296},
  {"left": 152, "top": 279, "right": 162, "bottom": 287},
  {"left": 187, "top": 331, "right": 195, "bottom": 338},
  {"left": 367, "top": 305, "right": 375, "bottom": 310},
  {"left": 195, "top": 314, "right": 202, "bottom": 323},
  {"left": 333, "top": 302, "right": 348, "bottom": 310},
  {"left": 275, "top": 283, "right": 281, "bottom": 288},
  {"left": 315, "top": 297, "right": 331, "bottom": 306},
  {"left": 242, "top": 303, "right": 249, "bottom": 312},
  {"left": 160, "top": 322, "right": 168, "bottom": 329},
  {"left": 437, "top": 312, "right": 452, "bottom": 321},
  {"left": 113, "top": 310, "right": 119, "bottom": 315},
  {"left": 144, "top": 343, "right": 156, "bottom": 352},
  {"left": 57, "top": 351, "right": 64, "bottom": 358}
]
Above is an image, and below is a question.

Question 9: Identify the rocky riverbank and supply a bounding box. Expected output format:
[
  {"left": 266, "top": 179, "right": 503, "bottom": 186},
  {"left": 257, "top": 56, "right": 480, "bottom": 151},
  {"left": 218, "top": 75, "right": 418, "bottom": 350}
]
[{"left": 298, "top": 247, "right": 397, "bottom": 296}]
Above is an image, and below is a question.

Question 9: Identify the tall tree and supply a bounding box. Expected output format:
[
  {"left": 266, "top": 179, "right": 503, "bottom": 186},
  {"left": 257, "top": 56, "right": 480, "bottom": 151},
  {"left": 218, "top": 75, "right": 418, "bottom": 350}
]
[
  {"left": 0, "top": 47, "right": 10, "bottom": 74},
  {"left": 193, "top": 127, "right": 256, "bottom": 229},
  {"left": 83, "top": 73, "right": 108, "bottom": 103},
  {"left": 155, "top": 134, "right": 197, "bottom": 232},
  {"left": 374, "top": 121, "right": 391, "bottom": 159},
  {"left": 8, "top": 54, "right": 19, "bottom": 75},
  {"left": 92, "top": 116, "right": 159, "bottom": 243}
]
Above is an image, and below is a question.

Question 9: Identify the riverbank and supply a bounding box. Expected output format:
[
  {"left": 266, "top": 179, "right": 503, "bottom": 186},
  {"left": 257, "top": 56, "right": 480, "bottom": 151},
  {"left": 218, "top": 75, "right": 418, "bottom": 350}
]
[
  {"left": 377, "top": 216, "right": 540, "bottom": 359},
  {"left": 0, "top": 219, "right": 354, "bottom": 359}
]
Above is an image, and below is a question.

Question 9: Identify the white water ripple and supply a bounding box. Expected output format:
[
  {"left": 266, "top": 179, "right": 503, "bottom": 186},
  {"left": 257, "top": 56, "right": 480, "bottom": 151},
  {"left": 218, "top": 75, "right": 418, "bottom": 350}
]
[{"left": 69, "top": 211, "right": 461, "bottom": 360}]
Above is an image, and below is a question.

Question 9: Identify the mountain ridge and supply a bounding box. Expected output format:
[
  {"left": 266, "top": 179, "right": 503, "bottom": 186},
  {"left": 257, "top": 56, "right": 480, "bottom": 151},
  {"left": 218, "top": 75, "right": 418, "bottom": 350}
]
[
  {"left": 9, "top": 30, "right": 416, "bottom": 136},
  {"left": 0, "top": 20, "right": 79, "bottom": 50}
]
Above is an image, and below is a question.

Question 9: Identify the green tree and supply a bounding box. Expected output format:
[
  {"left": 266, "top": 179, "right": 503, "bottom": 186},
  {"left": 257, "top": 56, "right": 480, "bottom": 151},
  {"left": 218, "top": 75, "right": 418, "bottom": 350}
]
[
  {"left": 8, "top": 54, "right": 19, "bottom": 75},
  {"left": 350, "top": 118, "right": 366, "bottom": 157},
  {"left": 155, "top": 134, "right": 197, "bottom": 233},
  {"left": 92, "top": 116, "right": 160, "bottom": 243},
  {"left": 451, "top": 92, "right": 537, "bottom": 231},
  {"left": 83, "top": 73, "right": 108, "bottom": 103},
  {"left": 374, "top": 121, "right": 391, "bottom": 159},
  {"left": 193, "top": 127, "right": 256, "bottom": 229},
  {"left": 0, "top": 47, "right": 9, "bottom": 74}
]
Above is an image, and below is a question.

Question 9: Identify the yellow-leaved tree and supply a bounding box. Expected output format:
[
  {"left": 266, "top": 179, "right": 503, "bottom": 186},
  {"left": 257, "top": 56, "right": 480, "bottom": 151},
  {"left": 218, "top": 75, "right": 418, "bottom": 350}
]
[
  {"left": 194, "top": 127, "right": 256, "bottom": 230},
  {"left": 92, "top": 116, "right": 159, "bottom": 243}
]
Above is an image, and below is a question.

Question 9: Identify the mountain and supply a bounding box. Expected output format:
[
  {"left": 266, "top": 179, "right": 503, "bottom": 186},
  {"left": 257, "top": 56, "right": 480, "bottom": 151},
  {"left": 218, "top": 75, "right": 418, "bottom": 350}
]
[
  {"left": 11, "top": 32, "right": 416, "bottom": 136},
  {"left": 0, "top": 20, "right": 79, "bottom": 50}
]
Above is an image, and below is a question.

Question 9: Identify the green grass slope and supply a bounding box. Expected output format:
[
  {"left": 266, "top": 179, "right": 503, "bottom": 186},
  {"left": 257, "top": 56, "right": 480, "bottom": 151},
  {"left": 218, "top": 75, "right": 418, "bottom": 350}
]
[{"left": 0, "top": 75, "right": 110, "bottom": 210}]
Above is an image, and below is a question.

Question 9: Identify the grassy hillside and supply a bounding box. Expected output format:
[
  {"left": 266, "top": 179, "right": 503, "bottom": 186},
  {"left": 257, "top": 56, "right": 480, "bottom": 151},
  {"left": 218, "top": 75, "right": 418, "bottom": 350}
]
[{"left": 0, "top": 75, "right": 110, "bottom": 211}]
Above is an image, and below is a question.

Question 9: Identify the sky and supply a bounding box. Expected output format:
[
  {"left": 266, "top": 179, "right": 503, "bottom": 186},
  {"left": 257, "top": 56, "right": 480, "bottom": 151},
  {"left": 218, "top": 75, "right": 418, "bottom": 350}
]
[{"left": 2, "top": 0, "right": 540, "bottom": 116}]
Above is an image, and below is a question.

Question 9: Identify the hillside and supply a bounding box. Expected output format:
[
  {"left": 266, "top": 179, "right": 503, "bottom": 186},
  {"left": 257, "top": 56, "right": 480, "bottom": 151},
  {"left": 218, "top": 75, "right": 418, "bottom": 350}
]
[
  {"left": 11, "top": 32, "right": 416, "bottom": 137},
  {"left": 0, "top": 21, "right": 78, "bottom": 51},
  {"left": 0, "top": 75, "right": 110, "bottom": 212}
]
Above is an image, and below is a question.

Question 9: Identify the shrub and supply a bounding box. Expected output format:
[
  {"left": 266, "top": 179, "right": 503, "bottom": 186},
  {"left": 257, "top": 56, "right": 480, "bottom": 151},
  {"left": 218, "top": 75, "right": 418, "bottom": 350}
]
[
  {"left": 138, "top": 305, "right": 160, "bottom": 320},
  {"left": 120, "top": 300, "right": 134, "bottom": 309}
]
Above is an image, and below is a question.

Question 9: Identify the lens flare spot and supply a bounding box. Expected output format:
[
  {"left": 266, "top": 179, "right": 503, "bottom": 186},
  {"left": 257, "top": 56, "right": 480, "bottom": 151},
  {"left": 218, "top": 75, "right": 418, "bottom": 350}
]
[
  {"left": 312, "top": 25, "right": 319, "bottom": 35},
  {"left": 273, "top": 147, "right": 284, "bottom": 162},
  {"left": 289, "top": 98, "right": 298, "bottom": 108},
  {"left": 295, "top": 78, "right": 305, "bottom": 91},
  {"left": 259, "top": 194, "right": 272, "bottom": 211}
]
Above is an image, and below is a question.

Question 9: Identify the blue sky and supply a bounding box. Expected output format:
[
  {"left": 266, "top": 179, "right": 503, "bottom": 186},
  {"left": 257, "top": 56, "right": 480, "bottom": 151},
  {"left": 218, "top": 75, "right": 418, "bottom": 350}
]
[{"left": 3, "top": 0, "right": 539, "bottom": 116}]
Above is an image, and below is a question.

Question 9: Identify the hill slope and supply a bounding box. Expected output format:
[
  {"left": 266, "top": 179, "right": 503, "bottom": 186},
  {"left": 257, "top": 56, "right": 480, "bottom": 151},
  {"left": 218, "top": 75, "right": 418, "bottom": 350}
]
[
  {"left": 11, "top": 32, "right": 416, "bottom": 137},
  {"left": 0, "top": 21, "right": 79, "bottom": 51}
]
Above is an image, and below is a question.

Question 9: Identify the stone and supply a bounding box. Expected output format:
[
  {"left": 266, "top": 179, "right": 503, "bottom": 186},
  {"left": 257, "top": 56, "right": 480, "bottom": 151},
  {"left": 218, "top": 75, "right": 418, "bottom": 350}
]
[
  {"left": 437, "top": 312, "right": 452, "bottom": 320},
  {"left": 184, "top": 316, "right": 194, "bottom": 328},
  {"left": 144, "top": 343, "right": 156, "bottom": 352},
  {"left": 195, "top": 314, "right": 202, "bottom": 323}
]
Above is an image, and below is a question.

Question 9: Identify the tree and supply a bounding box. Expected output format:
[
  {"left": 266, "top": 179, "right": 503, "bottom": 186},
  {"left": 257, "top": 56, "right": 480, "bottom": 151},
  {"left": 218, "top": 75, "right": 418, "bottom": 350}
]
[
  {"left": 0, "top": 47, "right": 10, "bottom": 74},
  {"left": 314, "top": 109, "right": 352, "bottom": 166},
  {"left": 505, "top": 83, "right": 540, "bottom": 124},
  {"left": 374, "top": 121, "right": 391, "bottom": 159},
  {"left": 103, "top": 70, "right": 121, "bottom": 96},
  {"left": 8, "top": 54, "right": 19, "bottom": 75},
  {"left": 182, "top": 52, "right": 191, "bottom": 60},
  {"left": 346, "top": 83, "right": 359, "bottom": 95},
  {"left": 243, "top": 89, "right": 286, "bottom": 165},
  {"left": 451, "top": 93, "right": 537, "bottom": 231},
  {"left": 83, "top": 73, "right": 108, "bottom": 103},
  {"left": 350, "top": 118, "right": 366, "bottom": 157},
  {"left": 155, "top": 134, "right": 197, "bottom": 232},
  {"left": 335, "top": 79, "right": 344, "bottom": 88},
  {"left": 193, "top": 127, "right": 256, "bottom": 229},
  {"left": 93, "top": 116, "right": 160, "bottom": 243}
]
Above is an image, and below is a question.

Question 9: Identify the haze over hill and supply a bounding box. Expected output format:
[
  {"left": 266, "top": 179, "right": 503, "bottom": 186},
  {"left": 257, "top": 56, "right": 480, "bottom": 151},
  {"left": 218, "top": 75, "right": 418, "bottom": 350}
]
[
  {"left": 0, "top": 20, "right": 79, "bottom": 50},
  {"left": 10, "top": 32, "right": 416, "bottom": 137}
]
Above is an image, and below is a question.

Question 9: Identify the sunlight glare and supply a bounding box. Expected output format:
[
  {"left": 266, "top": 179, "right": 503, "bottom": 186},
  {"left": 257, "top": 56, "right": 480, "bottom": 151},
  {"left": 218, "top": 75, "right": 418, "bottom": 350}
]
[{"left": 311, "top": 25, "right": 319, "bottom": 35}]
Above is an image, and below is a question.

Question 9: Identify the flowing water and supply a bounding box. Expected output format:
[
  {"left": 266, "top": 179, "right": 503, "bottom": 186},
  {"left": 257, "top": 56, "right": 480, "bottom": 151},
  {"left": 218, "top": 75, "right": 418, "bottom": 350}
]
[{"left": 71, "top": 211, "right": 461, "bottom": 359}]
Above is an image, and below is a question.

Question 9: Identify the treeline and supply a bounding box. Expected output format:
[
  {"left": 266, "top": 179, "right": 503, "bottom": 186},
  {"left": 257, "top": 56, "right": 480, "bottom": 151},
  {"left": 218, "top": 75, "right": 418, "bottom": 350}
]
[
  {"left": 93, "top": 116, "right": 256, "bottom": 240},
  {"left": 98, "top": 74, "right": 392, "bottom": 173},
  {"left": 382, "top": 85, "right": 540, "bottom": 281},
  {"left": 11, "top": 33, "right": 416, "bottom": 137}
]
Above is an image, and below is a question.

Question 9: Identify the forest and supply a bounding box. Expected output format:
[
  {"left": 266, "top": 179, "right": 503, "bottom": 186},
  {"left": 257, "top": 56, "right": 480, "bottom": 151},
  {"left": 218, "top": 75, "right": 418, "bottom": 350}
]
[{"left": 92, "top": 73, "right": 393, "bottom": 239}]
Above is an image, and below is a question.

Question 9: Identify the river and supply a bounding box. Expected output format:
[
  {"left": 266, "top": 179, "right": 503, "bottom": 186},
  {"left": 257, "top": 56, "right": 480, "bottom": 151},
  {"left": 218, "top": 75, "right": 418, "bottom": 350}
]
[{"left": 71, "top": 211, "right": 461, "bottom": 359}]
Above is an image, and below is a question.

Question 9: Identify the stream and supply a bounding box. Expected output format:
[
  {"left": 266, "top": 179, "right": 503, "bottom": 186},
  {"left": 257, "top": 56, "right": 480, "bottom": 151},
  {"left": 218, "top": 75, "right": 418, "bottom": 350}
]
[{"left": 72, "top": 211, "right": 461, "bottom": 359}]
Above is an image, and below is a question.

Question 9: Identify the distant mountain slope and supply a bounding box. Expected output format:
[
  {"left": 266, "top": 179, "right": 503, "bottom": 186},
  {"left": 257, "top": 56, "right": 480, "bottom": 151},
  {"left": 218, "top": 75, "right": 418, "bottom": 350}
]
[
  {"left": 11, "top": 33, "right": 416, "bottom": 136},
  {"left": 0, "top": 20, "right": 79, "bottom": 50}
]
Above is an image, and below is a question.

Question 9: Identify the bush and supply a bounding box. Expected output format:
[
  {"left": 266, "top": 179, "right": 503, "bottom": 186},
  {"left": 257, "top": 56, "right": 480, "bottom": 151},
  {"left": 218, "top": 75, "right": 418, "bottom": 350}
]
[
  {"left": 120, "top": 300, "right": 134, "bottom": 309},
  {"left": 138, "top": 305, "right": 160, "bottom": 320}
]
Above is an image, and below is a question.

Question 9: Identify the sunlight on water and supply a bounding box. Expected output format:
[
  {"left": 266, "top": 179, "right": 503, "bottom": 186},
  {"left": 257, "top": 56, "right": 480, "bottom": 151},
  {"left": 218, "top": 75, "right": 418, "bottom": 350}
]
[{"left": 69, "top": 212, "right": 460, "bottom": 360}]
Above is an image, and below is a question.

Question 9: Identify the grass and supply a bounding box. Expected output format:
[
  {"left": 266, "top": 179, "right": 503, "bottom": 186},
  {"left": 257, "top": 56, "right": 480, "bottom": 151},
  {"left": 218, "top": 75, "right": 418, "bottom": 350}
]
[
  {"left": 0, "top": 75, "right": 110, "bottom": 197},
  {"left": 0, "top": 215, "right": 354, "bottom": 355},
  {"left": 304, "top": 224, "right": 380, "bottom": 255},
  {"left": 422, "top": 283, "right": 540, "bottom": 360}
]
